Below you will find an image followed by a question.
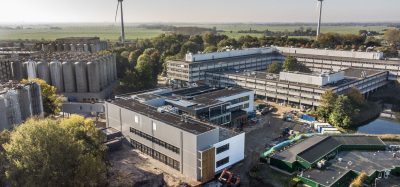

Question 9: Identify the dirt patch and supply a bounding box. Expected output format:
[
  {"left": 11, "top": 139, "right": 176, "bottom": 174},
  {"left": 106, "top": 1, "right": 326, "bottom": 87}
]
[{"left": 107, "top": 142, "right": 193, "bottom": 187}]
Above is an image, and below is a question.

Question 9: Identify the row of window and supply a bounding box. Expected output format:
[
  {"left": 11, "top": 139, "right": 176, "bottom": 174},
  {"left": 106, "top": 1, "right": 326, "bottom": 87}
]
[
  {"left": 130, "top": 139, "right": 180, "bottom": 171},
  {"left": 216, "top": 157, "right": 230, "bottom": 168},
  {"left": 130, "top": 127, "right": 180, "bottom": 154},
  {"left": 228, "top": 96, "right": 250, "bottom": 105}
]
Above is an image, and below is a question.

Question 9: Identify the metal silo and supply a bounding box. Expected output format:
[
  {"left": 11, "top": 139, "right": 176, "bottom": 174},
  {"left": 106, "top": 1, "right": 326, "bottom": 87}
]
[
  {"left": 50, "top": 61, "right": 64, "bottom": 93},
  {"left": 87, "top": 61, "right": 100, "bottom": 93},
  {"left": 83, "top": 44, "right": 89, "bottom": 52},
  {"left": 74, "top": 61, "right": 88, "bottom": 93},
  {"left": 36, "top": 61, "right": 51, "bottom": 83},
  {"left": 4, "top": 90, "right": 22, "bottom": 126},
  {"left": 0, "top": 96, "right": 9, "bottom": 130},
  {"left": 70, "top": 44, "right": 76, "bottom": 52},
  {"left": 26, "top": 60, "right": 37, "bottom": 80},
  {"left": 113, "top": 54, "right": 117, "bottom": 80},
  {"left": 62, "top": 61, "right": 76, "bottom": 93},
  {"left": 29, "top": 83, "right": 44, "bottom": 117},
  {"left": 99, "top": 58, "right": 106, "bottom": 89},
  {"left": 11, "top": 61, "right": 23, "bottom": 80},
  {"left": 105, "top": 56, "right": 111, "bottom": 85},
  {"left": 16, "top": 85, "right": 33, "bottom": 121}
]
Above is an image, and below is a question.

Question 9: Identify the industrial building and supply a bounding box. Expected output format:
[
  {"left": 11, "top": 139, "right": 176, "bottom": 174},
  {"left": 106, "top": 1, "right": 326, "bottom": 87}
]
[
  {"left": 167, "top": 47, "right": 282, "bottom": 84},
  {"left": 119, "top": 86, "right": 254, "bottom": 127},
  {"left": 41, "top": 37, "right": 108, "bottom": 53},
  {"left": 105, "top": 93, "right": 245, "bottom": 182},
  {"left": 0, "top": 81, "right": 44, "bottom": 131},
  {"left": 1, "top": 52, "right": 118, "bottom": 101},
  {"left": 205, "top": 68, "right": 388, "bottom": 107},
  {"left": 278, "top": 47, "right": 400, "bottom": 81},
  {"left": 267, "top": 135, "right": 400, "bottom": 187}
]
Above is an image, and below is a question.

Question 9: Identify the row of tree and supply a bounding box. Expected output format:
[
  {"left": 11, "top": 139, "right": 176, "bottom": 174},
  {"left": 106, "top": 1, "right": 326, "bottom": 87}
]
[
  {"left": 238, "top": 27, "right": 317, "bottom": 37},
  {"left": 267, "top": 57, "right": 311, "bottom": 74},
  {"left": 107, "top": 29, "right": 399, "bottom": 92}
]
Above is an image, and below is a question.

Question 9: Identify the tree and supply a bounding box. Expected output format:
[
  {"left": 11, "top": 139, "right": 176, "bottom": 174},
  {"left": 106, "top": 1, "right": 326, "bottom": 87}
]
[
  {"left": 345, "top": 87, "right": 365, "bottom": 107},
  {"left": 316, "top": 90, "right": 338, "bottom": 122},
  {"left": 384, "top": 29, "right": 400, "bottom": 46},
  {"left": 0, "top": 131, "right": 10, "bottom": 186},
  {"left": 217, "top": 38, "right": 239, "bottom": 49},
  {"left": 329, "top": 95, "right": 353, "bottom": 128},
  {"left": 3, "top": 116, "right": 107, "bottom": 187},
  {"left": 204, "top": 45, "right": 218, "bottom": 53},
  {"left": 283, "top": 56, "right": 311, "bottom": 73},
  {"left": 180, "top": 41, "right": 202, "bottom": 55},
  {"left": 267, "top": 61, "right": 283, "bottom": 74},
  {"left": 21, "top": 79, "right": 63, "bottom": 116}
]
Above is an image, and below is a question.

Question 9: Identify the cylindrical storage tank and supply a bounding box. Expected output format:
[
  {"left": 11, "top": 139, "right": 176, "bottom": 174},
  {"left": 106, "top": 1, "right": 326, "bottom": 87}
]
[
  {"left": 11, "top": 61, "right": 23, "bottom": 80},
  {"left": 70, "top": 44, "right": 76, "bottom": 52},
  {"left": 74, "top": 61, "right": 88, "bottom": 93},
  {"left": 87, "top": 61, "right": 100, "bottom": 93},
  {"left": 26, "top": 60, "right": 37, "bottom": 79},
  {"left": 83, "top": 44, "right": 89, "bottom": 52},
  {"left": 0, "top": 97, "right": 9, "bottom": 130},
  {"left": 36, "top": 61, "right": 51, "bottom": 83},
  {"left": 113, "top": 54, "right": 117, "bottom": 80},
  {"left": 29, "top": 83, "right": 44, "bottom": 117},
  {"left": 22, "top": 62, "right": 28, "bottom": 79},
  {"left": 96, "top": 58, "right": 103, "bottom": 90},
  {"left": 100, "top": 58, "right": 107, "bottom": 89},
  {"left": 56, "top": 43, "right": 63, "bottom": 51},
  {"left": 105, "top": 56, "right": 111, "bottom": 85},
  {"left": 16, "top": 85, "right": 32, "bottom": 121},
  {"left": 90, "top": 44, "right": 96, "bottom": 53},
  {"left": 63, "top": 44, "right": 70, "bottom": 51},
  {"left": 62, "top": 61, "right": 76, "bottom": 93},
  {"left": 50, "top": 61, "right": 64, "bottom": 93},
  {"left": 4, "top": 90, "right": 22, "bottom": 126}
]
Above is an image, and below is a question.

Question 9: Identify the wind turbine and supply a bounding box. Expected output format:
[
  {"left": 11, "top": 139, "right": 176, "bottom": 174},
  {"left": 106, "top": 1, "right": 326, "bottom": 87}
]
[
  {"left": 316, "top": 0, "right": 324, "bottom": 38},
  {"left": 115, "top": 0, "right": 126, "bottom": 44}
]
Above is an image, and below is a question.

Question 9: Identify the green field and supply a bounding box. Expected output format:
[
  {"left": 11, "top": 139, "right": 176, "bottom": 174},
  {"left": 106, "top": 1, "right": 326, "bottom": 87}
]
[{"left": 0, "top": 24, "right": 392, "bottom": 41}]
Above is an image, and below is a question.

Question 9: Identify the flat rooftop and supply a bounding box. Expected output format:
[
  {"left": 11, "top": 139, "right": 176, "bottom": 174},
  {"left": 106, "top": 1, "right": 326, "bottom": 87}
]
[
  {"left": 111, "top": 98, "right": 216, "bottom": 135},
  {"left": 298, "top": 136, "right": 385, "bottom": 164},
  {"left": 283, "top": 52, "right": 400, "bottom": 66},
  {"left": 302, "top": 150, "right": 400, "bottom": 186},
  {"left": 170, "top": 52, "right": 281, "bottom": 65},
  {"left": 211, "top": 67, "right": 386, "bottom": 90},
  {"left": 272, "top": 135, "right": 328, "bottom": 163}
]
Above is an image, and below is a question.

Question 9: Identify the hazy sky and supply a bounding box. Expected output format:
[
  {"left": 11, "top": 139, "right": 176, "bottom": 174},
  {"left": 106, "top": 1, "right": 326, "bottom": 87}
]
[{"left": 0, "top": 0, "right": 399, "bottom": 23}]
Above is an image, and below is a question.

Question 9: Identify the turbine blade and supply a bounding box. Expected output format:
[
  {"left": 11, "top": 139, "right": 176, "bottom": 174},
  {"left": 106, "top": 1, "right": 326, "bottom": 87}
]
[{"left": 115, "top": 2, "right": 120, "bottom": 23}]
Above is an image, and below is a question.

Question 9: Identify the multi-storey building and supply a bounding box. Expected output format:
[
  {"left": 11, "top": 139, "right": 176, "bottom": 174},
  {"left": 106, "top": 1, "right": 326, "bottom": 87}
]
[
  {"left": 167, "top": 47, "right": 283, "bottom": 84},
  {"left": 122, "top": 86, "right": 254, "bottom": 127},
  {"left": 205, "top": 68, "right": 388, "bottom": 107},
  {"left": 105, "top": 96, "right": 245, "bottom": 182},
  {"left": 277, "top": 47, "right": 400, "bottom": 81}
]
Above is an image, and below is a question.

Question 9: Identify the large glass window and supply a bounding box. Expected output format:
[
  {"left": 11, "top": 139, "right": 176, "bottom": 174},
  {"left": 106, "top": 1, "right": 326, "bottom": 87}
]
[
  {"left": 130, "top": 127, "right": 180, "bottom": 154},
  {"left": 216, "top": 144, "right": 230, "bottom": 154},
  {"left": 216, "top": 157, "right": 230, "bottom": 167}
]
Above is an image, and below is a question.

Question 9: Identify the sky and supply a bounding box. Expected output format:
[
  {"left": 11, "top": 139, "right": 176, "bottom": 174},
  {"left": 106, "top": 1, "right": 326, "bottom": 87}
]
[{"left": 0, "top": 0, "right": 399, "bottom": 24}]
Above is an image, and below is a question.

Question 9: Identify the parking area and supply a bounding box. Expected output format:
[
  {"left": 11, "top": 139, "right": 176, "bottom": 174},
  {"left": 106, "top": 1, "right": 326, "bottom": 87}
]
[{"left": 229, "top": 101, "right": 314, "bottom": 187}]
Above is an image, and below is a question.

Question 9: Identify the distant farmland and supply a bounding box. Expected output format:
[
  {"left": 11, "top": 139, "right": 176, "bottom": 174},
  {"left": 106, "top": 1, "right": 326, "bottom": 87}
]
[{"left": 0, "top": 24, "right": 393, "bottom": 41}]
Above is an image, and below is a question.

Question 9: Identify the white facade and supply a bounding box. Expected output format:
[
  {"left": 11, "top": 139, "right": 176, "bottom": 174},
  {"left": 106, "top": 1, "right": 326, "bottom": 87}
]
[
  {"left": 186, "top": 47, "right": 277, "bottom": 62},
  {"left": 279, "top": 70, "right": 345, "bottom": 86},
  {"left": 217, "top": 90, "right": 255, "bottom": 113},
  {"left": 277, "top": 47, "right": 384, "bottom": 60},
  {"left": 213, "top": 132, "right": 245, "bottom": 173}
]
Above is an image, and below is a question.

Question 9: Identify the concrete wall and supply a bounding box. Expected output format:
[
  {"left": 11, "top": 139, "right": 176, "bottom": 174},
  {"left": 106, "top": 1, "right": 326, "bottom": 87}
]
[
  {"left": 279, "top": 71, "right": 345, "bottom": 86},
  {"left": 213, "top": 133, "right": 245, "bottom": 173},
  {"left": 61, "top": 102, "right": 104, "bottom": 115}
]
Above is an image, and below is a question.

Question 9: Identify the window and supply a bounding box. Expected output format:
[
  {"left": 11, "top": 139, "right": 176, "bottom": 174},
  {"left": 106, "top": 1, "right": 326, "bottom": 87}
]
[
  {"left": 216, "top": 144, "right": 230, "bottom": 154},
  {"left": 130, "top": 139, "right": 180, "bottom": 171},
  {"left": 134, "top": 116, "right": 139, "bottom": 123},
  {"left": 130, "top": 127, "right": 180, "bottom": 154},
  {"left": 216, "top": 157, "right": 230, "bottom": 168}
]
